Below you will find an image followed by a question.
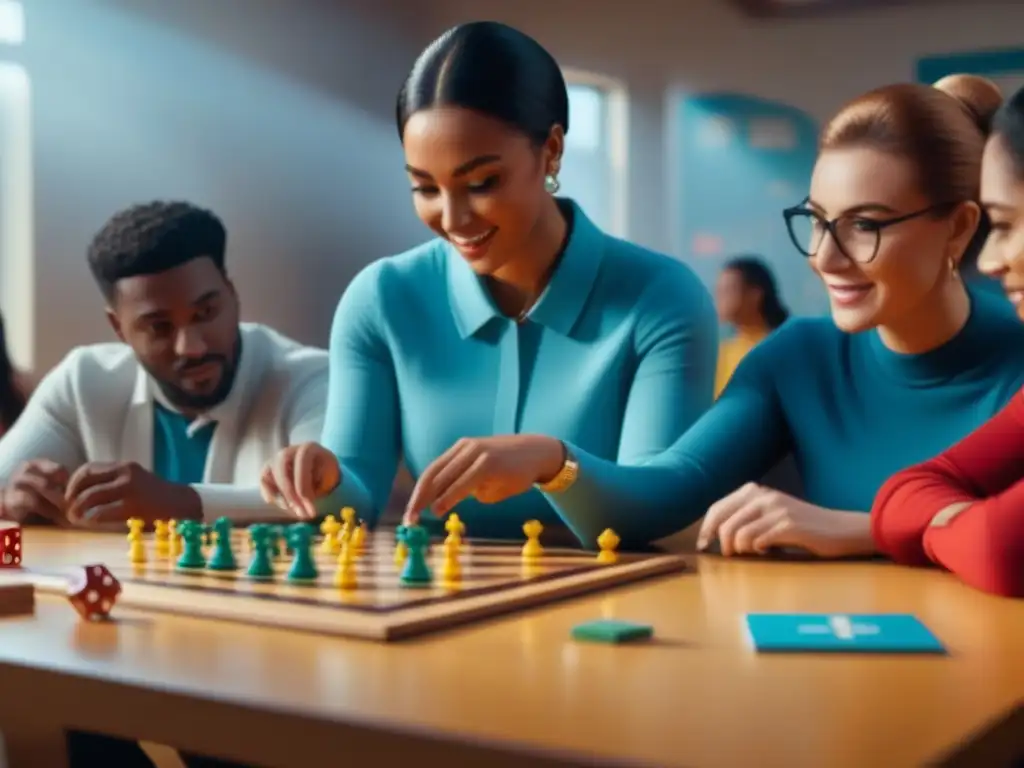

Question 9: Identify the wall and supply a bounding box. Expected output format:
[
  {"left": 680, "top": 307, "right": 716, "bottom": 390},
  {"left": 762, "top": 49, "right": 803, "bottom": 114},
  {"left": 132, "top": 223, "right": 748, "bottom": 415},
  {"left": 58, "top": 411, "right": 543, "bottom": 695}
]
[
  {"left": 3, "top": 0, "right": 430, "bottom": 371},
  {"left": 422, "top": 0, "right": 1024, "bottom": 265}
]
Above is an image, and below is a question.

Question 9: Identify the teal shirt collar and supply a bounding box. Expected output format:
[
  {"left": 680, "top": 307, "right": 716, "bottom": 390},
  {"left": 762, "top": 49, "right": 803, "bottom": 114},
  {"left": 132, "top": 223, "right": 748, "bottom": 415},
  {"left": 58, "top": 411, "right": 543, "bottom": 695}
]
[{"left": 446, "top": 199, "right": 606, "bottom": 339}]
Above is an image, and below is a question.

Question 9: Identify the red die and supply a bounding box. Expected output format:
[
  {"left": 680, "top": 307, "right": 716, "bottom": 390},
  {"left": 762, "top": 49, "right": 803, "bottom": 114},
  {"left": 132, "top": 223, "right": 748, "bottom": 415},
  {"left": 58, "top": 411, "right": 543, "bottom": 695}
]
[
  {"left": 0, "top": 523, "right": 21, "bottom": 568},
  {"left": 67, "top": 564, "right": 122, "bottom": 620}
]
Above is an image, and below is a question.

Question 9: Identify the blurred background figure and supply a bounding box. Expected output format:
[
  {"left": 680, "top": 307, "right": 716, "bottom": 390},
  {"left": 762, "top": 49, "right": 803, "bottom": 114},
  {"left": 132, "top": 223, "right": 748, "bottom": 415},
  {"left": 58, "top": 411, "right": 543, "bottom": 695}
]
[
  {"left": 713, "top": 256, "right": 789, "bottom": 397},
  {"left": 0, "top": 312, "right": 27, "bottom": 437}
]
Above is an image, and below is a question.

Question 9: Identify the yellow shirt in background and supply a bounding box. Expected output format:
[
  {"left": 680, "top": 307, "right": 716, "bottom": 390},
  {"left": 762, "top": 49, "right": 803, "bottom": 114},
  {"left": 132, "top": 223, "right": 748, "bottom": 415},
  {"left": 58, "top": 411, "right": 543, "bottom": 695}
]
[{"left": 714, "top": 329, "right": 768, "bottom": 398}]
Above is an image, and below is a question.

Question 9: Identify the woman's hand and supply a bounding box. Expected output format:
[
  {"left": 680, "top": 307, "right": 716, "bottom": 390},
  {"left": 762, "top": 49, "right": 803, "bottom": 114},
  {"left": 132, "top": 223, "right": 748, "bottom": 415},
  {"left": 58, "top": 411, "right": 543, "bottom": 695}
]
[
  {"left": 259, "top": 442, "right": 341, "bottom": 519},
  {"left": 696, "top": 483, "right": 875, "bottom": 558},
  {"left": 404, "top": 435, "right": 566, "bottom": 525}
]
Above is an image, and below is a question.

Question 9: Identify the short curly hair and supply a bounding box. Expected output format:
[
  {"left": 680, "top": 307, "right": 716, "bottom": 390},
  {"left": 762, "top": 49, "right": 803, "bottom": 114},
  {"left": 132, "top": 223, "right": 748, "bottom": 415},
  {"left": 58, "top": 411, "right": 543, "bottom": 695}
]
[{"left": 87, "top": 201, "right": 227, "bottom": 301}]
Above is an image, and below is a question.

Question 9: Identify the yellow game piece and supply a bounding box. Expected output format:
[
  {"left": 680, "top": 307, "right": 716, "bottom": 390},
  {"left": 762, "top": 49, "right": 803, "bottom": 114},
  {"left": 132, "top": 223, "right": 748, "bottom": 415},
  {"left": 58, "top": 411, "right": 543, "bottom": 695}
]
[
  {"left": 521, "top": 519, "right": 544, "bottom": 559},
  {"left": 596, "top": 528, "right": 620, "bottom": 564},
  {"left": 394, "top": 538, "right": 408, "bottom": 566},
  {"left": 168, "top": 520, "right": 182, "bottom": 557},
  {"left": 441, "top": 537, "right": 461, "bottom": 581},
  {"left": 334, "top": 539, "right": 358, "bottom": 589},
  {"left": 126, "top": 518, "right": 146, "bottom": 564},
  {"left": 154, "top": 520, "right": 170, "bottom": 558},
  {"left": 320, "top": 515, "right": 341, "bottom": 555},
  {"left": 444, "top": 513, "right": 465, "bottom": 546},
  {"left": 351, "top": 522, "right": 367, "bottom": 555},
  {"left": 340, "top": 506, "right": 357, "bottom": 533}
]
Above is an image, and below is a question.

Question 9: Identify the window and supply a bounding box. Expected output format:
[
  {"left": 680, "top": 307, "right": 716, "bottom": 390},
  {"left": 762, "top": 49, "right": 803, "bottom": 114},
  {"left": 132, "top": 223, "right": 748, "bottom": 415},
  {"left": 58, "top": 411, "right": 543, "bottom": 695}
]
[
  {"left": 0, "top": 0, "right": 23, "bottom": 46},
  {"left": 0, "top": 61, "right": 33, "bottom": 369},
  {"left": 558, "top": 71, "right": 628, "bottom": 237}
]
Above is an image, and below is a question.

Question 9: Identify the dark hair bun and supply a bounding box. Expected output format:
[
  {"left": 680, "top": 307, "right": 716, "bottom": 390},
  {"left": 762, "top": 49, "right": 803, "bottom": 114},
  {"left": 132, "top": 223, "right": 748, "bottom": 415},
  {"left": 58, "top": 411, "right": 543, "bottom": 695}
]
[
  {"left": 933, "top": 74, "right": 1004, "bottom": 135},
  {"left": 396, "top": 21, "right": 568, "bottom": 145}
]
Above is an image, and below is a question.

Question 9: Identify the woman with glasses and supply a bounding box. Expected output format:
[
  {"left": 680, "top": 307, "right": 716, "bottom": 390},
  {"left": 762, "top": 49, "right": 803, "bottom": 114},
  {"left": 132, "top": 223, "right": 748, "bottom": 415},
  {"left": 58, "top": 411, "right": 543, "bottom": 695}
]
[
  {"left": 872, "top": 83, "right": 1024, "bottom": 596},
  {"left": 405, "top": 75, "right": 1024, "bottom": 558}
]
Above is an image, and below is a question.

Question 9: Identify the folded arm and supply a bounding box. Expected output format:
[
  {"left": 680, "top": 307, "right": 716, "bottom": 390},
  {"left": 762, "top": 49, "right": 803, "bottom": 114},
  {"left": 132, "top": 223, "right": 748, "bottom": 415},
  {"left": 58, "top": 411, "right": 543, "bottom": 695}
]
[{"left": 871, "top": 390, "right": 1024, "bottom": 567}]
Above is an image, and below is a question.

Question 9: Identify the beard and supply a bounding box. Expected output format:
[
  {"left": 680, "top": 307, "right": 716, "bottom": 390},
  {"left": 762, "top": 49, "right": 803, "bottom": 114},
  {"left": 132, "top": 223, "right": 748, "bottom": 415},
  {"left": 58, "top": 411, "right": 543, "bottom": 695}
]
[{"left": 150, "top": 335, "right": 243, "bottom": 412}]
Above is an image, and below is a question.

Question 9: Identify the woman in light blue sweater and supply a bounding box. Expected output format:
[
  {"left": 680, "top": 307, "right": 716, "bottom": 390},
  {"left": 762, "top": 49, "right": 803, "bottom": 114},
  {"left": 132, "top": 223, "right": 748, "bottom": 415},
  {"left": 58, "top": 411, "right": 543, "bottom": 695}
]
[{"left": 260, "top": 21, "right": 718, "bottom": 542}]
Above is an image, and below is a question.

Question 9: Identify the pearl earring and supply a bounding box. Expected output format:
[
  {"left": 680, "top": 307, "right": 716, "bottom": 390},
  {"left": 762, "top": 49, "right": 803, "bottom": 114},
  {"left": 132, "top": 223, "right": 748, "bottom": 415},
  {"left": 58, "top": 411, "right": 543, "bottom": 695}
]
[{"left": 544, "top": 174, "right": 561, "bottom": 195}]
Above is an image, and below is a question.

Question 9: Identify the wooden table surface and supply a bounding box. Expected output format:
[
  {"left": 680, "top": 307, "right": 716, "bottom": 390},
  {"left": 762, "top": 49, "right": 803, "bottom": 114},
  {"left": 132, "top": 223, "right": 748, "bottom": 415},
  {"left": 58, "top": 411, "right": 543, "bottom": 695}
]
[{"left": 0, "top": 529, "right": 1022, "bottom": 768}]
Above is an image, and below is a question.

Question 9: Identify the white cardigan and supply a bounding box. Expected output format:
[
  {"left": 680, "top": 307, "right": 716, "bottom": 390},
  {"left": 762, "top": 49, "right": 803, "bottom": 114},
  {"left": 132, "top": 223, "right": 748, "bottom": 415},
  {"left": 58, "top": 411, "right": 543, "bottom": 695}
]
[{"left": 0, "top": 323, "right": 328, "bottom": 522}]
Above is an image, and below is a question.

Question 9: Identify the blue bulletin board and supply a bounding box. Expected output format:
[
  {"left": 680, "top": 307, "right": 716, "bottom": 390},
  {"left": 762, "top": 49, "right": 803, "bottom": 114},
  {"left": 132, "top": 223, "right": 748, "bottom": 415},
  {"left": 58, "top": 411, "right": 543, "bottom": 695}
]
[{"left": 674, "top": 93, "right": 828, "bottom": 320}]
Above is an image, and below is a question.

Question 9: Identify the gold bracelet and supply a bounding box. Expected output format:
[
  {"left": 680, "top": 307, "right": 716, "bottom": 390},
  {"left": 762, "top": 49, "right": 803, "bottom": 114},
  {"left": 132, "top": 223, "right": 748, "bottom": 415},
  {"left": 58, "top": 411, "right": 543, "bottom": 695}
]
[{"left": 536, "top": 443, "right": 579, "bottom": 493}]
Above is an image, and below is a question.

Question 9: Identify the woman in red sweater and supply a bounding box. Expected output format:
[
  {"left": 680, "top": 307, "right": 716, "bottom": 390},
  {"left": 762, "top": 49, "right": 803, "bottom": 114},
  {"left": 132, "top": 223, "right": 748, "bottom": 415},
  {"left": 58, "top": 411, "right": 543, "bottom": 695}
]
[{"left": 871, "top": 81, "right": 1024, "bottom": 597}]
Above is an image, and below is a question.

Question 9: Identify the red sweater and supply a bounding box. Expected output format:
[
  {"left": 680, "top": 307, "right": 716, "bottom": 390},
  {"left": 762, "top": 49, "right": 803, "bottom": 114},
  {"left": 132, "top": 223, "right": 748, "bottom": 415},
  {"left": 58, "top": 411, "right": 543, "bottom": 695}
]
[{"left": 871, "top": 391, "right": 1024, "bottom": 597}]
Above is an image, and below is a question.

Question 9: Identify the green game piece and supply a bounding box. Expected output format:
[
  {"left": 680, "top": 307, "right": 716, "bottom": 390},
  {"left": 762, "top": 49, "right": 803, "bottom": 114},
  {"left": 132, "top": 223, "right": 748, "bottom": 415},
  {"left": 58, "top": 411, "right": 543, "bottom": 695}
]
[
  {"left": 207, "top": 517, "right": 238, "bottom": 571},
  {"left": 398, "top": 525, "right": 432, "bottom": 587},
  {"left": 176, "top": 520, "right": 206, "bottom": 570},
  {"left": 570, "top": 620, "right": 653, "bottom": 644},
  {"left": 246, "top": 524, "right": 275, "bottom": 580},
  {"left": 285, "top": 523, "right": 318, "bottom": 582}
]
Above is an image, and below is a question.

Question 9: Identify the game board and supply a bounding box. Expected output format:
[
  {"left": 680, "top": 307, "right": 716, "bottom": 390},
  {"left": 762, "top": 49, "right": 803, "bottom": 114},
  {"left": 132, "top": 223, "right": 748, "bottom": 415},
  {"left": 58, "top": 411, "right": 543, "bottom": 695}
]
[{"left": 20, "top": 526, "right": 689, "bottom": 641}]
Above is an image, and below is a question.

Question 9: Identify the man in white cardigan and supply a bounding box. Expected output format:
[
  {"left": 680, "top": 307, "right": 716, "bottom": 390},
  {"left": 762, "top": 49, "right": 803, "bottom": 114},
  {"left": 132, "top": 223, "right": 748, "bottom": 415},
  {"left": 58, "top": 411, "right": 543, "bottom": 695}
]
[{"left": 0, "top": 201, "right": 328, "bottom": 529}]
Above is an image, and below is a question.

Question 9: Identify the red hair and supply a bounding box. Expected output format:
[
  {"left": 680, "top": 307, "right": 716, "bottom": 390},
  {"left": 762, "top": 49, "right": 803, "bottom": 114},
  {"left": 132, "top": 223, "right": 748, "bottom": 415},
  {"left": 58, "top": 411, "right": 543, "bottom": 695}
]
[{"left": 820, "top": 76, "right": 1002, "bottom": 206}]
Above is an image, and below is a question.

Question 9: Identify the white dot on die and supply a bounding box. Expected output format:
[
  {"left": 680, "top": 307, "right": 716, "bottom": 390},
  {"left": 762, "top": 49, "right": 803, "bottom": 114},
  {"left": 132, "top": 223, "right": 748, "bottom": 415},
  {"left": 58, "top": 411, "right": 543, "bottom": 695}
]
[
  {"left": 1, "top": 554, "right": 10, "bottom": 565},
  {"left": 86, "top": 590, "right": 98, "bottom": 604},
  {"left": 13, "top": 556, "right": 19, "bottom": 565},
  {"left": 102, "top": 575, "right": 113, "bottom": 587},
  {"left": 91, "top": 566, "right": 103, "bottom": 577},
  {"left": 13, "top": 543, "right": 19, "bottom": 552},
  {"left": 2, "top": 535, "right": 7, "bottom": 547},
  {"left": 100, "top": 600, "right": 111, "bottom": 612}
]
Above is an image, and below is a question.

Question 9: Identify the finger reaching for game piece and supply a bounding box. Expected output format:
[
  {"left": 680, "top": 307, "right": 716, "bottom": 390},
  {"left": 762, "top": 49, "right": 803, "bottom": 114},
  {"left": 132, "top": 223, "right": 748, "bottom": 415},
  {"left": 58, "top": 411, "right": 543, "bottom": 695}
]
[
  {"left": 259, "top": 442, "right": 341, "bottom": 519},
  {"left": 403, "top": 435, "right": 566, "bottom": 524}
]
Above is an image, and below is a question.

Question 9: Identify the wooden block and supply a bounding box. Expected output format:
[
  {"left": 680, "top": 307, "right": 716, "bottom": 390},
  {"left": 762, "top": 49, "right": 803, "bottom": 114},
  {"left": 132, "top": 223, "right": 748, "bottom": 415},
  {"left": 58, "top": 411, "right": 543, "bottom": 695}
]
[{"left": 0, "top": 581, "right": 34, "bottom": 617}]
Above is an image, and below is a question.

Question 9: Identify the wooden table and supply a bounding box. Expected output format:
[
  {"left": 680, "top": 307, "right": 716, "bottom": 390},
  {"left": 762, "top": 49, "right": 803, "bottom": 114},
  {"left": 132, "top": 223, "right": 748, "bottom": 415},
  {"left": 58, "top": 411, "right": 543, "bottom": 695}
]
[{"left": 0, "top": 530, "right": 1021, "bottom": 768}]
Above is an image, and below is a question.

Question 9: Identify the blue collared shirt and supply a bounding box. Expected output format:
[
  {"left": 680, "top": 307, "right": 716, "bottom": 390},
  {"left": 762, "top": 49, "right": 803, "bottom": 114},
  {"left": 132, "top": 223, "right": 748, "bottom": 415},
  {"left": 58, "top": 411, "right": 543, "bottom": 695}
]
[
  {"left": 152, "top": 403, "right": 216, "bottom": 485},
  {"left": 316, "top": 201, "right": 717, "bottom": 543}
]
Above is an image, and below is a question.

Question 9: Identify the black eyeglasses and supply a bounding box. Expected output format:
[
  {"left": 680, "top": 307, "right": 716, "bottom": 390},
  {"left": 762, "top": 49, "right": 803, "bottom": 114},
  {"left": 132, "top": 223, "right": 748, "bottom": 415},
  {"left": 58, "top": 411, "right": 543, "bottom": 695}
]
[{"left": 782, "top": 201, "right": 957, "bottom": 264}]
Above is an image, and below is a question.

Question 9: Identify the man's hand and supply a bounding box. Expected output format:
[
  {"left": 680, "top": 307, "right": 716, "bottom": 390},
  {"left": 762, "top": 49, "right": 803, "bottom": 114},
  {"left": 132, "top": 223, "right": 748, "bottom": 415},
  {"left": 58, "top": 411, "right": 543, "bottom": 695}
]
[
  {"left": 0, "top": 459, "right": 71, "bottom": 525},
  {"left": 65, "top": 461, "right": 202, "bottom": 525}
]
